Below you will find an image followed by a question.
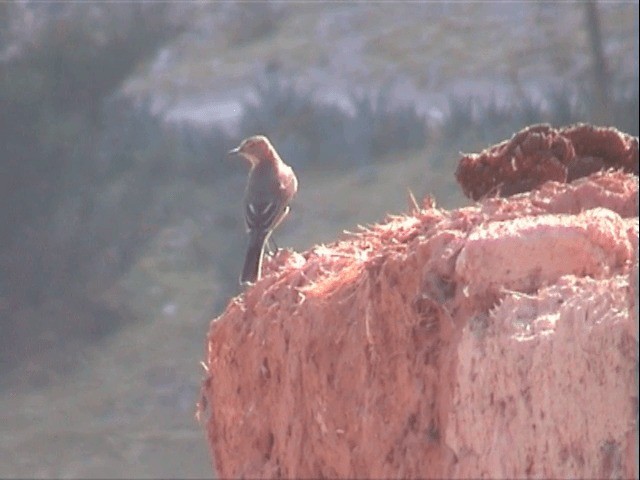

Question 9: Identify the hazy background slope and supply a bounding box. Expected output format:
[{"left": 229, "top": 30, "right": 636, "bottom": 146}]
[{"left": 0, "top": 2, "right": 637, "bottom": 477}]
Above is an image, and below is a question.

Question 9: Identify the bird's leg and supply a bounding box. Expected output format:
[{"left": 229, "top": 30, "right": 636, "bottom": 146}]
[
  {"left": 265, "top": 205, "right": 289, "bottom": 255},
  {"left": 266, "top": 237, "right": 278, "bottom": 255}
]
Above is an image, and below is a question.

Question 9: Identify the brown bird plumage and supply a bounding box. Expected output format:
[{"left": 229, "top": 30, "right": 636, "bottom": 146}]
[{"left": 228, "top": 135, "right": 298, "bottom": 285}]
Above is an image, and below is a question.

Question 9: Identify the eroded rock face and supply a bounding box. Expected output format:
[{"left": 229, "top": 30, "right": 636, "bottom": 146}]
[
  {"left": 455, "top": 123, "right": 638, "bottom": 200},
  {"left": 452, "top": 275, "right": 636, "bottom": 479},
  {"left": 201, "top": 161, "right": 638, "bottom": 477}
]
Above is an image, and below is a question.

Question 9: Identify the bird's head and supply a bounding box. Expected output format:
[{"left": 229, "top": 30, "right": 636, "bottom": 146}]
[{"left": 227, "top": 135, "right": 275, "bottom": 165}]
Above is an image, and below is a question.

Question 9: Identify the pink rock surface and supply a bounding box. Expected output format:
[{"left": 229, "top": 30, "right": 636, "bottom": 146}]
[
  {"left": 455, "top": 207, "right": 633, "bottom": 297},
  {"left": 451, "top": 275, "right": 637, "bottom": 479},
  {"left": 200, "top": 169, "right": 638, "bottom": 479}
]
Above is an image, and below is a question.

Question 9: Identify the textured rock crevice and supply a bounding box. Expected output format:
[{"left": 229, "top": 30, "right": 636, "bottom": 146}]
[{"left": 200, "top": 126, "right": 638, "bottom": 479}]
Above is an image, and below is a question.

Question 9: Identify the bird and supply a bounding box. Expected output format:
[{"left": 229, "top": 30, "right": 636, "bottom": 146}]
[{"left": 227, "top": 135, "right": 298, "bottom": 285}]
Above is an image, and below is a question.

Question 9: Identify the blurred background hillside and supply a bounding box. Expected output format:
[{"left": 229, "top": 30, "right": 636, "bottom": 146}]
[{"left": 0, "top": 2, "right": 637, "bottom": 477}]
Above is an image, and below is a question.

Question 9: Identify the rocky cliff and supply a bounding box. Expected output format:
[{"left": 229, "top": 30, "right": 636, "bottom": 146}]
[{"left": 200, "top": 125, "right": 638, "bottom": 479}]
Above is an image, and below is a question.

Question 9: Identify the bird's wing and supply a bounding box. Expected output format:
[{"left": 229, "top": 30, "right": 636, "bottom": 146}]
[{"left": 245, "top": 199, "right": 282, "bottom": 233}]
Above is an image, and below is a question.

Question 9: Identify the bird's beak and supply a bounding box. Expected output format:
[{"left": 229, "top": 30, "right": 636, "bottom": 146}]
[{"left": 227, "top": 146, "right": 241, "bottom": 158}]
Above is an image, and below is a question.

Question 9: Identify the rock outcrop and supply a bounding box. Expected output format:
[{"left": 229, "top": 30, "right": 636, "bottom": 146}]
[
  {"left": 200, "top": 125, "right": 639, "bottom": 479},
  {"left": 456, "top": 123, "right": 638, "bottom": 200}
]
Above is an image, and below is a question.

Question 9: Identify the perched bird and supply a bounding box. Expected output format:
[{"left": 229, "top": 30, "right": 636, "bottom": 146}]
[{"left": 228, "top": 135, "right": 298, "bottom": 285}]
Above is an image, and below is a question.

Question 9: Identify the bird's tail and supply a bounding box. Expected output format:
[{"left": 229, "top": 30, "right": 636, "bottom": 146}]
[{"left": 240, "top": 229, "right": 269, "bottom": 285}]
